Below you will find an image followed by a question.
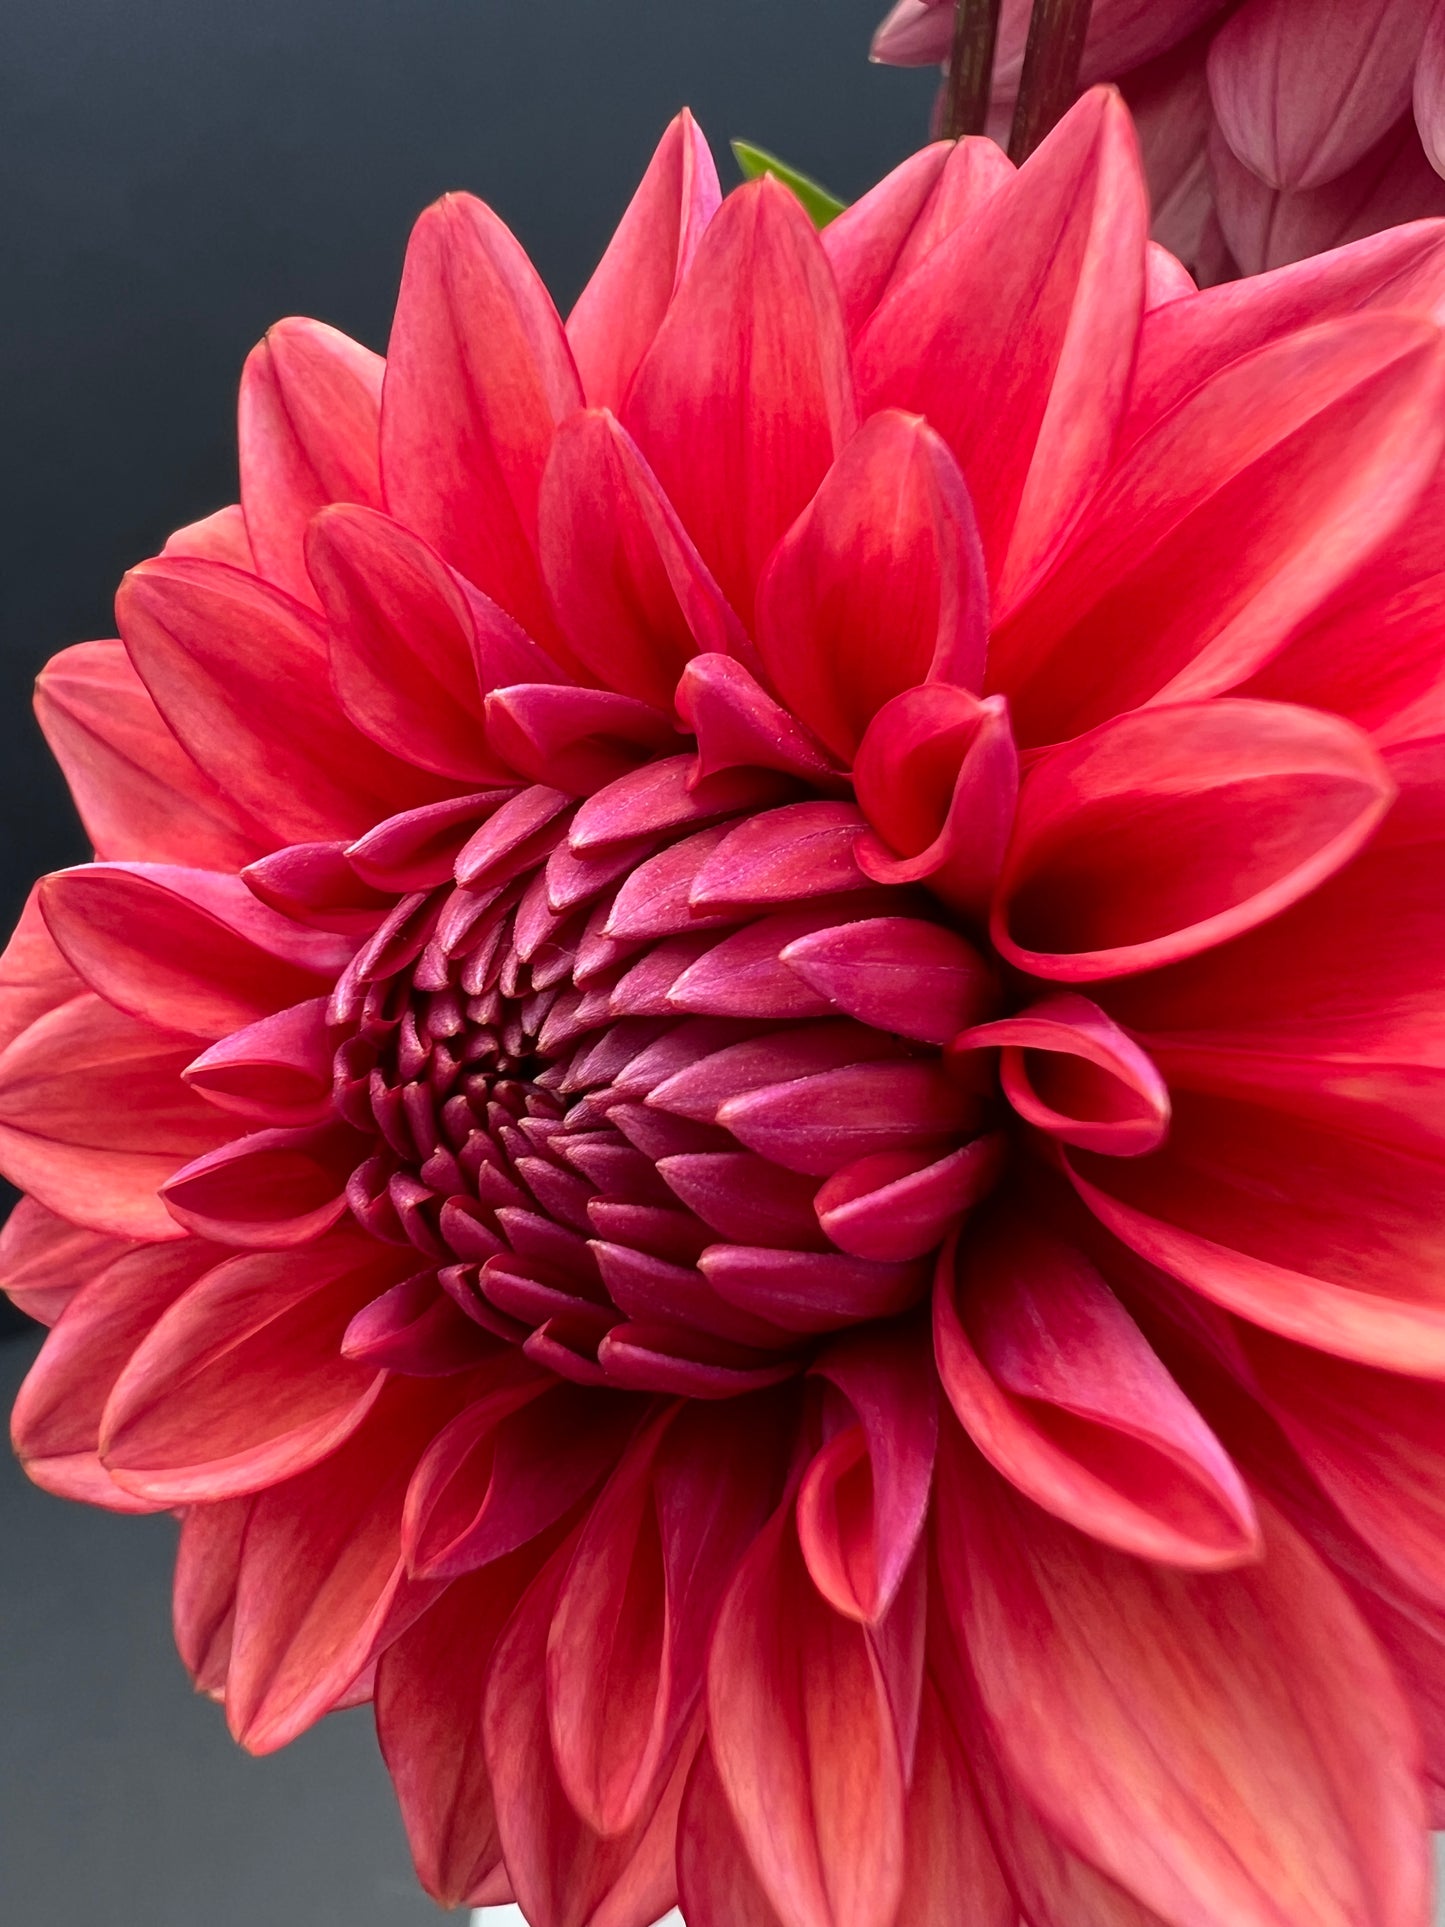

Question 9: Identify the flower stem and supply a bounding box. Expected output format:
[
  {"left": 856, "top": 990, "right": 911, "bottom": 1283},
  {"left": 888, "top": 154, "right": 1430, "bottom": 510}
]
[
  {"left": 1007, "top": 0, "right": 1094, "bottom": 161},
  {"left": 940, "top": 0, "right": 1004, "bottom": 140}
]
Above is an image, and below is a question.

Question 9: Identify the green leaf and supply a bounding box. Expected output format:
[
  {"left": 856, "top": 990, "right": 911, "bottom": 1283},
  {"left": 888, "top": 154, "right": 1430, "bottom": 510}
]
[{"left": 730, "top": 140, "right": 847, "bottom": 229}]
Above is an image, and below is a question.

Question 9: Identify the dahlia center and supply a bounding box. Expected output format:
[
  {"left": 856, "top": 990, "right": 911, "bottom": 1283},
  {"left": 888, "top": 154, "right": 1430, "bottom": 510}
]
[{"left": 324, "top": 771, "right": 1014, "bottom": 1398}]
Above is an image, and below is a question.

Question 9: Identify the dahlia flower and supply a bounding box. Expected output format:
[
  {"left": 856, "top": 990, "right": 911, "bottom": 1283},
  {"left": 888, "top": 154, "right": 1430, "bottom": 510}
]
[
  {"left": 7, "top": 88, "right": 1445, "bottom": 1927},
  {"left": 872, "top": 0, "right": 1445, "bottom": 281}
]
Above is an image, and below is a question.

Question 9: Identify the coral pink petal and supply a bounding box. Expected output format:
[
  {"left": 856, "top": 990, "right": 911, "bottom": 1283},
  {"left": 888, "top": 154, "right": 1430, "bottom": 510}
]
[
  {"left": 798, "top": 1321, "right": 937, "bottom": 1622},
  {"left": 699, "top": 1244, "right": 929, "bottom": 1333},
  {"left": 813, "top": 1136, "right": 1006, "bottom": 1263},
  {"left": 935, "top": 1218, "right": 1261, "bottom": 1568},
  {"left": 39, "top": 863, "right": 350, "bottom": 1040},
  {"left": 566, "top": 109, "right": 721, "bottom": 413},
  {"left": 992, "top": 700, "right": 1395, "bottom": 981},
  {"left": 754, "top": 410, "right": 987, "bottom": 761},
  {"left": 35, "top": 640, "right": 268, "bottom": 870},
  {"left": 10, "top": 1240, "right": 218, "bottom": 1510},
  {"left": 160, "top": 1121, "right": 360, "bottom": 1247},
  {"left": 676, "top": 654, "right": 844, "bottom": 788},
  {"left": 855, "top": 88, "right": 1147, "bottom": 605},
  {"left": 677, "top": 1742, "right": 787, "bottom": 1927},
  {"left": 824, "top": 140, "right": 1014, "bottom": 340},
  {"left": 238, "top": 316, "right": 383, "bottom": 606},
  {"left": 953, "top": 993, "right": 1170, "bottom": 1154},
  {"left": 224, "top": 1378, "right": 468, "bottom": 1753},
  {"left": 306, "top": 504, "right": 511, "bottom": 783},
  {"left": 996, "top": 312, "right": 1445, "bottom": 742},
  {"left": 380, "top": 191, "right": 581, "bottom": 646},
  {"left": 183, "top": 997, "right": 334, "bottom": 1126},
  {"left": 99, "top": 1233, "right": 400, "bottom": 1503},
  {"left": 1208, "top": 0, "right": 1428, "bottom": 193},
  {"left": 486, "top": 684, "right": 682, "bottom": 794},
  {"left": 375, "top": 1555, "right": 538, "bottom": 1907},
  {"left": 173, "top": 1497, "right": 250, "bottom": 1696},
  {"left": 0, "top": 1196, "right": 131, "bottom": 1328},
  {"left": 853, "top": 686, "right": 1018, "bottom": 917},
  {"left": 936, "top": 1431, "right": 1430, "bottom": 1927},
  {"left": 781, "top": 915, "right": 994, "bottom": 1045},
  {"left": 539, "top": 409, "right": 743, "bottom": 709},
  {"left": 484, "top": 1537, "right": 694, "bottom": 1927},
  {"left": 163, "top": 503, "right": 256, "bottom": 569},
  {"left": 0, "top": 886, "right": 83, "bottom": 1056},
  {"left": 117, "top": 555, "right": 440, "bottom": 843},
  {"left": 0, "top": 994, "right": 231, "bottom": 1239},
  {"left": 625, "top": 177, "right": 856, "bottom": 624},
  {"left": 706, "top": 1505, "right": 907, "bottom": 1927},
  {"left": 901, "top": 1676, "right": 1013, "bottom": 1927}
]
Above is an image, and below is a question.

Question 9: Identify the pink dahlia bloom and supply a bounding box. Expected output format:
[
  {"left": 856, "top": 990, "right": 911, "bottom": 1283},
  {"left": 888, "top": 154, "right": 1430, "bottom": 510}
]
[
  {"left": 9, "top": 91, "right": 1445, "bottom": 1926},
  {"left": 872, "top": 0, "right": 1445, "bottom": 281}
]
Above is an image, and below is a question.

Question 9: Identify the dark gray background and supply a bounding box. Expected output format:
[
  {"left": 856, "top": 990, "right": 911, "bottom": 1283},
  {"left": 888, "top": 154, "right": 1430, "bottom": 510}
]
[{"left": 0, "top": 2, "right": 930, "bottom": 1918}]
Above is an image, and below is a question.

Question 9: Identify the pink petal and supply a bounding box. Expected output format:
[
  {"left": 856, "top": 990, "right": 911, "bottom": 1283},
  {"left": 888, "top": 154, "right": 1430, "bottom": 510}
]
[
  {"left": 798, "top": 1320, "right": 937, "bottom": 1621},
  {"left": 0, "top": 1196, "right": 131, "bottom": 1328},
  {"left": 781, "top": 915, "right": 994, "bottom": 1045},
  {"left": 719, "top": 1059, "right": 977, "bottom": 1177},
  {"left": 173, "top": 1498, "right": 250, "bottom": 1696},
  {"left": 242, "top": 840, "right": 392, "bottom": 936},
  {"left": 224, "top": 1378, "right": 467, "bottom": 1752},
  {"left": 646, "top": 1018, "right": 907, "bottom": 1124},
  {"left": 39, "top": 862, "right": 350, "bottom": 1041},
  {"left": 567, "top": 110, "right": 721, "bottom": 412},
  {"left": 0, "top": 885, "right": 83, "bottom": 1055},
  {"left": 306, "top": 504, "right": 511, "bottom": 782},
  {"left": 1208, "top": 0, "right": 1429, "bottom": 192},
  {"left": 485, "top": 683, "right": 682, "bottom": 793},
  {"left": 625, "top": 178, "right": 855, "bottom": 624},
  {"left": 699, "top": 1244, "right": 930, "bottom": 1333},
  {"left": 183, "top": 998, "right": 334, "bottom": 1126},
  {"left": 538, "top": 408, "right": 743, "bottom": 708},
  {"left": 0, "top": 994, "right": 231, "bottom": 1240},
  {"left": 483, "top": 1538, "right": 694, "bottom": 1927},
  {"left": 936, "top": 1431, "right": 1430, "bottom": 1927},
  {"left": 677, "top": 653, "right": 845, "bottom": 789},
  {"left": 668, "top": 904, "right": 897, "bottom": 1022},
  {"left": 855, "top": 88, "right": 1148, "bottom": 607},
  {"left": 10, "top": 1239, "right": 218, "bottom": 1510},
  {"left": 548, "top": 1400, "right": 782, "bottom": 1837},
  {"left": 35, "top": 639, "right": 268, "bottom": 869},
  {"left": 342, "top": 1269, "right": 496, "bottom": 1377},
  {"left": 677, "top": 1742, "right": 787, "bottom": 1927},
  {"left": 1416, "top": 0, "right": 1445, "bottom": 174},
  {"left": 162, "top": 503, "right": 255, "bottom": 569},
  {"left": 1213, "top": 113, "right": 1445, "bottom": 276},
  {"left": 401, "top": 1378, "right": 634, "bottom": 1579},
  {"left": 117, "top": 555, "right": 440, "bottom": 843},
  {"left": 755, "top": 411, "right": 987, "bottom": 761},
  {"left": 380, "top": 192, "right": 581, "bottom": 645},
  {"left": 570, "top": 756, "right": 794, "bottom": 852},
  {"left": 823, "top": 140, "right": 1013, "bottom": 339},
  {"left": 901, "top": 1675, "right": 1014, "bottom": 1927},
  {"left": 992, "top": 700, "right": 1395, "bottom": 980},
  {"left": 706, "top": 1506, "right": 907, "bottom": 1927},
  {"left": 375, "top": 1555, "right": 538, "bottom": 1907},
  {"left": 935, "top": 1217, "right": 1261, "bottom": 1567},
  {"left": 690, "top": 802, "right": 871, "bottom": 911},
  {"left": 852, "top": 686, "right": 1017, "bottom": 916},
  {"left": 160, "top": 1120, "right": 361, "bottom": 1247},
  {"left": 813, "top": 1136, "right": 1006, "bottom": 1263},
  {"left": 99, "top": 1232, "right": 398, "bottom": 1503},
  {"left": 1068, "top": 1087, "right": 1445, "bottom": 1375},
  {"left": 656, "top": 1151, "right": 828, "bottom": 1250},
  {"left": 953, "top": 993, "right": 1170, "bottom": 1155},
  {"left": 997, "top": 312, "right": 1445, "bottom": 741},
  {"left": 238, "top": 316, "right": 383, "bottom": 605}
]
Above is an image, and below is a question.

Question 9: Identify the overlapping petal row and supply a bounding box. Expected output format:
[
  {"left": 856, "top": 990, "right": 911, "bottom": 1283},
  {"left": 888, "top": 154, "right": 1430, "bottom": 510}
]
[
  {"left": 8, "top": 90, "right": 1445, "bottom": 1927},
  {"left": 873, "top": 0, "right": 1445, "bottom": 281}
]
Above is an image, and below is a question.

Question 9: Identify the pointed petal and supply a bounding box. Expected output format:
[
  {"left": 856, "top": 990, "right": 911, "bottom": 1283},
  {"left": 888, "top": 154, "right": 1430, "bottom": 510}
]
[
  {"left": 992, "top": 700, "right": 1394, "bottom": 981},
  {"left": 755, "top": 411, "right": 987, "bottom": 761},
  {"left": 39, "top": 862, "right": 350, "bottom": 1040},
  {"left": 238, "top": 316, "right": 383, "bottom": 605},
  {"left": 0, "top": 1197, "right": 132, "bottom": 1327},
  {"left": 677, "top": 654, "right": 844, "bottom": 788},
  {"left": 625, "top": 177, "right": 855, "bottom": 622},
  {"left": 707, "top": 1506, "right": 907, "bottom": 1927},
  {"left": 996, "top": 313, "right": 1445, "bottom": 741},
  {"left": 306, "top": 504, "right": 509, "bottom": 782},
  {"left": 781, "top": 915, "right": 994, "bottom": 1046},
  {"left": 0, "top": 885, "right": 83, "bottom": 1055},
  {"left": 539, "top": 408, "right": 743, "bottom": 708},
  {"left": 855, "top": 89, "right": 1147, "bottom": 604},
  {"left": 568, "top": 109, "right": 722, "bottom": 411},
  {"left": 813, "top": 1136, "right": 1006, "bottom": 1263},
  {"left": 117, "top": 555, "right": 439, "bottom": 843},
  {"left": 936, "top": 1430, "right": 1430, "bottom": 1927},
  {"left": 35, "top": 640, "right": 267, "bottom": 869},
  {"left": 935, "top": 1216, "right": 1260, "bottom": 1567},
  {"left": 677, "top": 1742, "right": 787, "bottom": 1927},
  {"left": 159, "top": 1120, "right": 360, "bottom": 1247},
  {"left": 173, "top": 1498, "right": 251, "bottom": 1696}
]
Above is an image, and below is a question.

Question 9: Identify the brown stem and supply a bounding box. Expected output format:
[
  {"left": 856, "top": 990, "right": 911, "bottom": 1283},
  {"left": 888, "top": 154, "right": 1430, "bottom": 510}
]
[
  {"left": 1007, "top": 0, "right": 1094, "bottom": 162},
  {"left": 940, "top": 0, "right": 1005, "bottom": 140}
]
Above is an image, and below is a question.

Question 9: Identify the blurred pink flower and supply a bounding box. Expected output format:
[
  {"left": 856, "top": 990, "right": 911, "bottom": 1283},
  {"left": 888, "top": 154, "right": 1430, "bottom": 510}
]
[{"left": 873, "top": 0, "right": 1445, "bottom": 280}]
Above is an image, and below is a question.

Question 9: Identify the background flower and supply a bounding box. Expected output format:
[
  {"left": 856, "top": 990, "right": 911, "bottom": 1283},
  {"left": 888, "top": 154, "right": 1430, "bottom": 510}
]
[
  {"left": 7, "top": 89, "right": 1445, "bottom": 1927},
  {"left": 873, "top": 0, "right": 1445, "bottom": 280}
]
